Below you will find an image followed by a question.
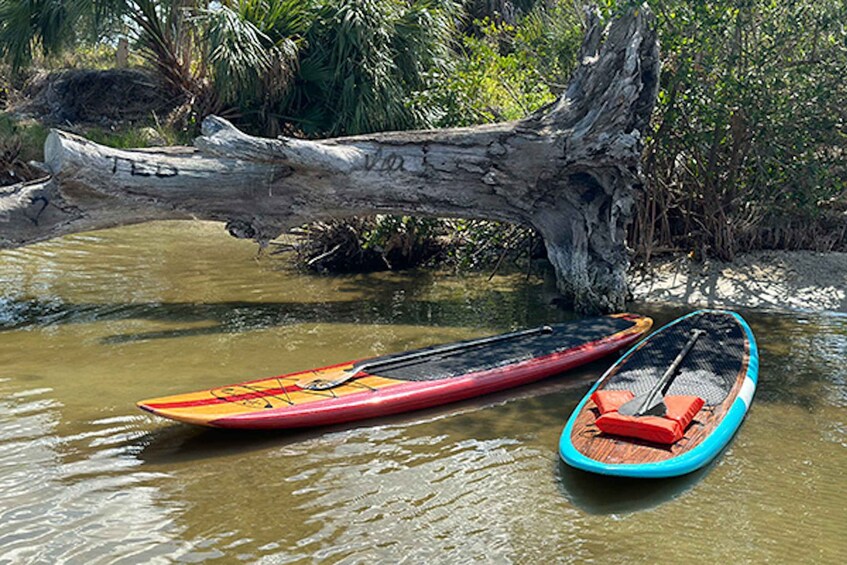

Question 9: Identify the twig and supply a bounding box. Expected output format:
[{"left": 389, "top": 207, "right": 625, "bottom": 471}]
[{"left": 306, "top": 243, "right": 342, "bottom": 267}]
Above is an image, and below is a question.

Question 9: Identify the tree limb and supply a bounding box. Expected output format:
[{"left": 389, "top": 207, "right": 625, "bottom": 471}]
[{"left": 0, "top": 5, "right": 659, "bottom": 313}]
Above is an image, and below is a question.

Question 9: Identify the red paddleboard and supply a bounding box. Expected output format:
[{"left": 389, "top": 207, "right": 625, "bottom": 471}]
[{"left": 138, "top": 314, "right": 652, "bottom": 429}]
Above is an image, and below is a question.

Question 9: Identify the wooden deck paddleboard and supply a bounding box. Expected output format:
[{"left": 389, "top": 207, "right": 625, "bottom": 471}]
[
  {"left": 138, "top": 314, "right": 652, "bottom": 429},
  {"left": 559, "top": 310, "right": 758, "bottom": 478}
]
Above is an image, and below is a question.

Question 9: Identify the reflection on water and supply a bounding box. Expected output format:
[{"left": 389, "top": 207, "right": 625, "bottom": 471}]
[
  {"left": 557, "top": 459, "right": 714, "bottom": 515},
  {"left": 0, "top": 222, "right": 845, "bottom": 563}
]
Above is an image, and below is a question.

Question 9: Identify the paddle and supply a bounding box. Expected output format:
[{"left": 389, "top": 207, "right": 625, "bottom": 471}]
[
  {"left": 617, "top": 328, "right": 706, "bottom": 417},
  {"left": 297, "top": 325, "right": 554, "bottom": 390}
]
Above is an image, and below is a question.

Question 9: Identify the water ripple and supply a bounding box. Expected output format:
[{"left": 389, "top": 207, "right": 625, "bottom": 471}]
[
  {"left": 0, "top": 387, "right": 193, "bottom": 564},
  {"left": 1, "top": 224, "right": 845, "bottom": 563}
]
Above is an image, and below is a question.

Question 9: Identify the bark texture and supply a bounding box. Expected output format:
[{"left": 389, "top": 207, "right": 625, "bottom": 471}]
[{"left": 0, "top": 6, "right": 659, "bottom": 313}]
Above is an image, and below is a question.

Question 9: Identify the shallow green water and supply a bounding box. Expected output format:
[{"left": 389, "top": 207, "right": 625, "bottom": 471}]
[{"left": 0, "top": 222, "right": 844, "bottom": 563}]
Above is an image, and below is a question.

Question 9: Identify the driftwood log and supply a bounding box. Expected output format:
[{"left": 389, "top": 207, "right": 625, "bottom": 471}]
[{"left": 0, "top": 6, "right": 659, "bottom": 313}]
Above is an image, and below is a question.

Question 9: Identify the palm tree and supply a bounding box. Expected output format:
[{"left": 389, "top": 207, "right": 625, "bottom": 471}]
[
  {"left": 0, "top": 0, "right": 458, "bottom": 137},
  {"left": 0, "top": 0, "right": 82, "bottom": 72},
  {"left": 286, "top": 0, "right": 459, "bottom": 136},
  {"left": 0, "top": 1, "right": 202, "bottom": 91},
  {"left": 0, "top": 1, "right": 305, "bottom": 127},
  {"left": 200, "top": 0, "right": 309, "bottom": 135}
]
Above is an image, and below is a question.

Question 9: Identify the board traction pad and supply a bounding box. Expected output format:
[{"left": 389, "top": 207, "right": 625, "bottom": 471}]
[
  {"left": 372, "top": 317, "right": 634, "bottom": 381},
  {"left": 602, "top": 312, "right": 744, "bottom": 405}
]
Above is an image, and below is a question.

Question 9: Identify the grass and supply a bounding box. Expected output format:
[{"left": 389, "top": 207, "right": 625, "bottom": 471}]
[
  {"left": 0, "top": 113, "right": 50, "bottom": 161},
  {"left": 35, "top": 44, "right": 146, "bottom": 72},
  {"left": 0, "top": 111, "right": 190, "bottom": 188},
  {"left": 0, "top": 112, "right": 189, "bottom": 155},
  {"left": 83, "top": 121, "right": 189, "bottom": 149}
]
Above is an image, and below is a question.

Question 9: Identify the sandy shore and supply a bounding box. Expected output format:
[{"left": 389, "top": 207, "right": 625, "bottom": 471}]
[{"left": 630, "top": 250, "right": 847, "bottom": 314}]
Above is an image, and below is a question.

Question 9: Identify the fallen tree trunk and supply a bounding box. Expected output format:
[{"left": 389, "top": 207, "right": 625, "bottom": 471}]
[{"left": 0, "top": 6, "right": 659, "bottom": 313}]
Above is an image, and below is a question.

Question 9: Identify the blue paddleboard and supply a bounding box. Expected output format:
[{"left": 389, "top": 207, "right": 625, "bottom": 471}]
[{"left": 559, "top": 310, "right": 758, "bottom": 478}]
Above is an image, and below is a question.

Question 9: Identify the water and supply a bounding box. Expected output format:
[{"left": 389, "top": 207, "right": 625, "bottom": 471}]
[{"left": 0, "top": 222, "right": 844, "bottom": 564}]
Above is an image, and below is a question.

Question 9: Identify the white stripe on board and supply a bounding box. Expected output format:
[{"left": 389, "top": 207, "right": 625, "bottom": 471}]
[{"left": 738, "top": 377, "right": 756, "bottom": 408}]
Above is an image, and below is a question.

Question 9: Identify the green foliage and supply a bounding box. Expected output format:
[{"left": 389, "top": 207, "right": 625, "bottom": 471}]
[
  {"left": 445, "top": 219, "right": 537, "bottom": 272},
  {"left": 2, "top": 0, "right": 844, "bottom": 262},
  {"left": 513, "top": 2, "right": 583, "bottom": 87},
  {"left": 364, "top": 215, "right": 445, "bottom": 269},
  {"left": 0, "top": 66, "right": 10, "bottom": 109},
  {"left": 0, "top": 114, "right": 50, "bottom": 185},
  {"left": 417, "top": 2, "right": 582, "bottom": 127},
  {"left": 419, "top": 19, "right": 552, "bottom": 126},
  {"left": 41, "top": 43, "right": 142, "bottom": 70},
  {"left": 287, "top": 214, "right": 445, "bottom": 273},
  {"left": 286, "top": 0, "right": 459, "bottom": 136},
  {"left": 129, "top": 0, "right": 201, "bottom": 94},
  {"left": 0, "top": 1, "right": 199, "bottom": 87},
  {"left": 82, "top": 122, "right": 187, "bottom": 148},
  {"left": 634, "top": 0, "right": 847, "bottom": 259},
  {"left": 0, "top": 0, "right": 84, "bottom": 72},
  {"left": 201, "top": 0, "right": 306, "bottom": 134},
  {"left": 0, "top": 114, "right": 50, "bottom": 162}
]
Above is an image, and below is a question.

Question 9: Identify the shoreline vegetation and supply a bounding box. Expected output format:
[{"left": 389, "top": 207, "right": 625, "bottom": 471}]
[{"left": 1, "top": 0, "right": 845, "bottom": 311}]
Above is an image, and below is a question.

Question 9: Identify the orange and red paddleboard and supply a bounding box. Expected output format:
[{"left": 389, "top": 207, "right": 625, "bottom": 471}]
[{"left": 138, "top": 314, "right": 652, "bottom": 430}]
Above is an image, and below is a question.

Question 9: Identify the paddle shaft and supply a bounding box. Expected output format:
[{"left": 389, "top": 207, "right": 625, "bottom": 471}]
[
  {"left": 619, "top": 328, "right": 706, "bottom": 416},
  {"left": 299, "top": 325, "right": 554, "bottom": 390}
]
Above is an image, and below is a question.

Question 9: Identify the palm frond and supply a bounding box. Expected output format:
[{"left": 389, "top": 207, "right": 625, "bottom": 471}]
[
  {"left": 289, "top": 0, "right": 458, "bottom": 136},
  {"left": 200, "top": 0, "right": 307, "bottom": 134},
  {"left": 129, "top": 0, "right": 196, "bottom": 93},
  {"left": 0, "top": 0, "right": 90, "bottom": 71}
]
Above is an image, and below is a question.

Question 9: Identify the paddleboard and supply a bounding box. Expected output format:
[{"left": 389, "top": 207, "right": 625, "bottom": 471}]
[
  {"left": 138, "top": 313, "right": 652, "bottom": 429},
  {"left": 559, "top": 310, "right": 758, "bottom": 478}
]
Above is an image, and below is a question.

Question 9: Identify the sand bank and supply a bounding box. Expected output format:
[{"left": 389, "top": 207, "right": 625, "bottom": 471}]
[{"left": 631, "top": 251, "right": 847, "bottom": 314}]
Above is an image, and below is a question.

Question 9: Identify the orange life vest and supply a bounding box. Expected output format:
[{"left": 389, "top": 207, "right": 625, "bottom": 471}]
[{"left": 590, "top": 389, "right": 704, "bottom": 445}]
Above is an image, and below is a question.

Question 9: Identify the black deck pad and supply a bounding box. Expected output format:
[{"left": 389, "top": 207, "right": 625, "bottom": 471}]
[
  {"left": 371, "top": 316, "right": 635, "bottom": 382},
  {"left": 605, "top": 312, "right": 745, "bottom": 405}
]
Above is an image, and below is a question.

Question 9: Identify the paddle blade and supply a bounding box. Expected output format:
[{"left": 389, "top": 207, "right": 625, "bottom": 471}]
[
  {"left": 617, "top": 393, "right": 667, "bottom": 417},
  {"left": 297, "top": 378, "right": 337, "bottom": 390},
  {"left": 616, "top": 327, "right": 706, "bottom": 417}
]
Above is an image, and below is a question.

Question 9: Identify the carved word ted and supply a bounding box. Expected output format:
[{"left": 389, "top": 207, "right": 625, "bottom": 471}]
[{"left": 109, "top": 156, "right": 179, "bottom": 178}]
